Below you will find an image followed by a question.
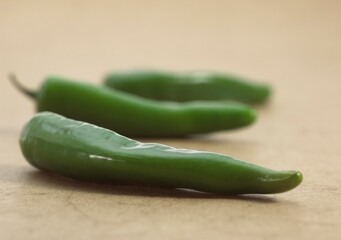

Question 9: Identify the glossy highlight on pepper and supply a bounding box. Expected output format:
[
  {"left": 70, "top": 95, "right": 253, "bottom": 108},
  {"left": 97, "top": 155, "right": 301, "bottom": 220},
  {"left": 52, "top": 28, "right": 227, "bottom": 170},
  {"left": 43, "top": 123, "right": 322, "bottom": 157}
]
[
  {"left": 19, "top": 112, "right": 303, "bottom": 195},
  {"left": 104, "top": 70, "right": 271, "bottom": 103},
  {"left": 10, "top": 74, "right": 257, "bottom": 138}
]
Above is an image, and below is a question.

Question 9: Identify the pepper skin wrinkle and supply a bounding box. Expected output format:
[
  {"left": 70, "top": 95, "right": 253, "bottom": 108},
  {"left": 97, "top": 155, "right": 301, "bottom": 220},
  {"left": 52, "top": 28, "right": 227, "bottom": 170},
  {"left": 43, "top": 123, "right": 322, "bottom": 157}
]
[
  {"left": 104, "top": 70, "right": 271, "bottom": 104},
  {"left": 20, "top": 112, "right": 303, "bottom": 195},
  {"left": 10, "top": 75, "right": 257, "bottom": 137}
]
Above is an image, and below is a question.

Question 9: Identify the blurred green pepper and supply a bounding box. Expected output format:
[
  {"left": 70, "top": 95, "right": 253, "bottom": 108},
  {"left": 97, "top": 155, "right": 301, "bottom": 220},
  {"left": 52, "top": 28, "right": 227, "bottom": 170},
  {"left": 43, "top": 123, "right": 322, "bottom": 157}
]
[{"left": 104, "top": 70, "right": 271, "bottom": 104}]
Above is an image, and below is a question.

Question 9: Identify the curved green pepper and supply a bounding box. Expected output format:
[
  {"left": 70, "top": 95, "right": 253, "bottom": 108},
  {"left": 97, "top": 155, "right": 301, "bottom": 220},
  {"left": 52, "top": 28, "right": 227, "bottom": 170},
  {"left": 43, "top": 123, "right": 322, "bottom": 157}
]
[
  {"left": 104, "top": 70, "right": 271, "bottom": 103},
  {"left": 20, "top": 112, "right": 302, "bottom": 195},
  {"left": 11, "top": 75, "right": 256, "bottom": 138}
]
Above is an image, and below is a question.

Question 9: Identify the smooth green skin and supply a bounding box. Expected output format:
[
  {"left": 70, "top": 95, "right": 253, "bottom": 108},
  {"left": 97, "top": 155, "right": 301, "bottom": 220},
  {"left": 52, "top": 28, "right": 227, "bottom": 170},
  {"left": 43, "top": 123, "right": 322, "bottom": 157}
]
[
  {"left": 20, "top": 112, "right": 302, "bottom": 194},
  {"left": 16, "top": 77, "right": 257, "bottom": 138},
  {"left": 104, "top": 70, "right": 271, "bottom": 104}
]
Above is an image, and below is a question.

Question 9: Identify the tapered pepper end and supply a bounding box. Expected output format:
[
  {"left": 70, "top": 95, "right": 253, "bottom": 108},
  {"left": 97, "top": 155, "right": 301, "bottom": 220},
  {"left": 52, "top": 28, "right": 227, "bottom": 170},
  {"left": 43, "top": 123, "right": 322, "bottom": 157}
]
[
  {"left": 259, "top": 170, "right": 303, "bottom": 194},
  {"left": 220, "top": 102, "right": 258, "bottom": 130},
  {"left": 225, "top": 104, "right": 257, "bottom": 129},
  {"left": 257, "top": 84, "right": 272, "bottom": 103},
  {"left": 242, "top": 107, "right": 257, "bottom": 126}
]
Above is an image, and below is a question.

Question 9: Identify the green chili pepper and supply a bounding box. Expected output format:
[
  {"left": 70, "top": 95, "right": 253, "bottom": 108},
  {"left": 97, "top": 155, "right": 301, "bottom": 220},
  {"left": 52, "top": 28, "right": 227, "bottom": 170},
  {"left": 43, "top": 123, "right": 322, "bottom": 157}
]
[
  {"left": 104, "top": 70, "right": 271, "bottom": 104},
  {"left": 20, "top": 112, "right": 302, "bottom": 194},
  {"left": 10, "top": 74, "right": 256, "bottom": 138}
]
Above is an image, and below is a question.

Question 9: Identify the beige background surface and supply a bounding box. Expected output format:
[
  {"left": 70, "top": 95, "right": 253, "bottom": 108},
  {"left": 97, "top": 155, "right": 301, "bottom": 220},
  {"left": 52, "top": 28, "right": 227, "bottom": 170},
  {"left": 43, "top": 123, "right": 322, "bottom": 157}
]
[{"left": 1, "top": 1, "right": 340, "bottom": 239}]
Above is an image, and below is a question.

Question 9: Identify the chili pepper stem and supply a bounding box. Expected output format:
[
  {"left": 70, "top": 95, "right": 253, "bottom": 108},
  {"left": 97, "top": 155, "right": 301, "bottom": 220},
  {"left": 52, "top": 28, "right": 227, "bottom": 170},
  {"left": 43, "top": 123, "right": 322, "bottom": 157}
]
[{"left": 9, "top": 73, "right": 37, "bottom": 99}]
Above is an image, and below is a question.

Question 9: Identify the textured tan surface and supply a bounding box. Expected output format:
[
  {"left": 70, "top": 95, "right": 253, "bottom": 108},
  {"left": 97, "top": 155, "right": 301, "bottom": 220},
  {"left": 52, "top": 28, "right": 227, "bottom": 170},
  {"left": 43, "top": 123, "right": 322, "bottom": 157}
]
[{"left": 1, "top": 1, "right": 341, "bottom": 239}]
